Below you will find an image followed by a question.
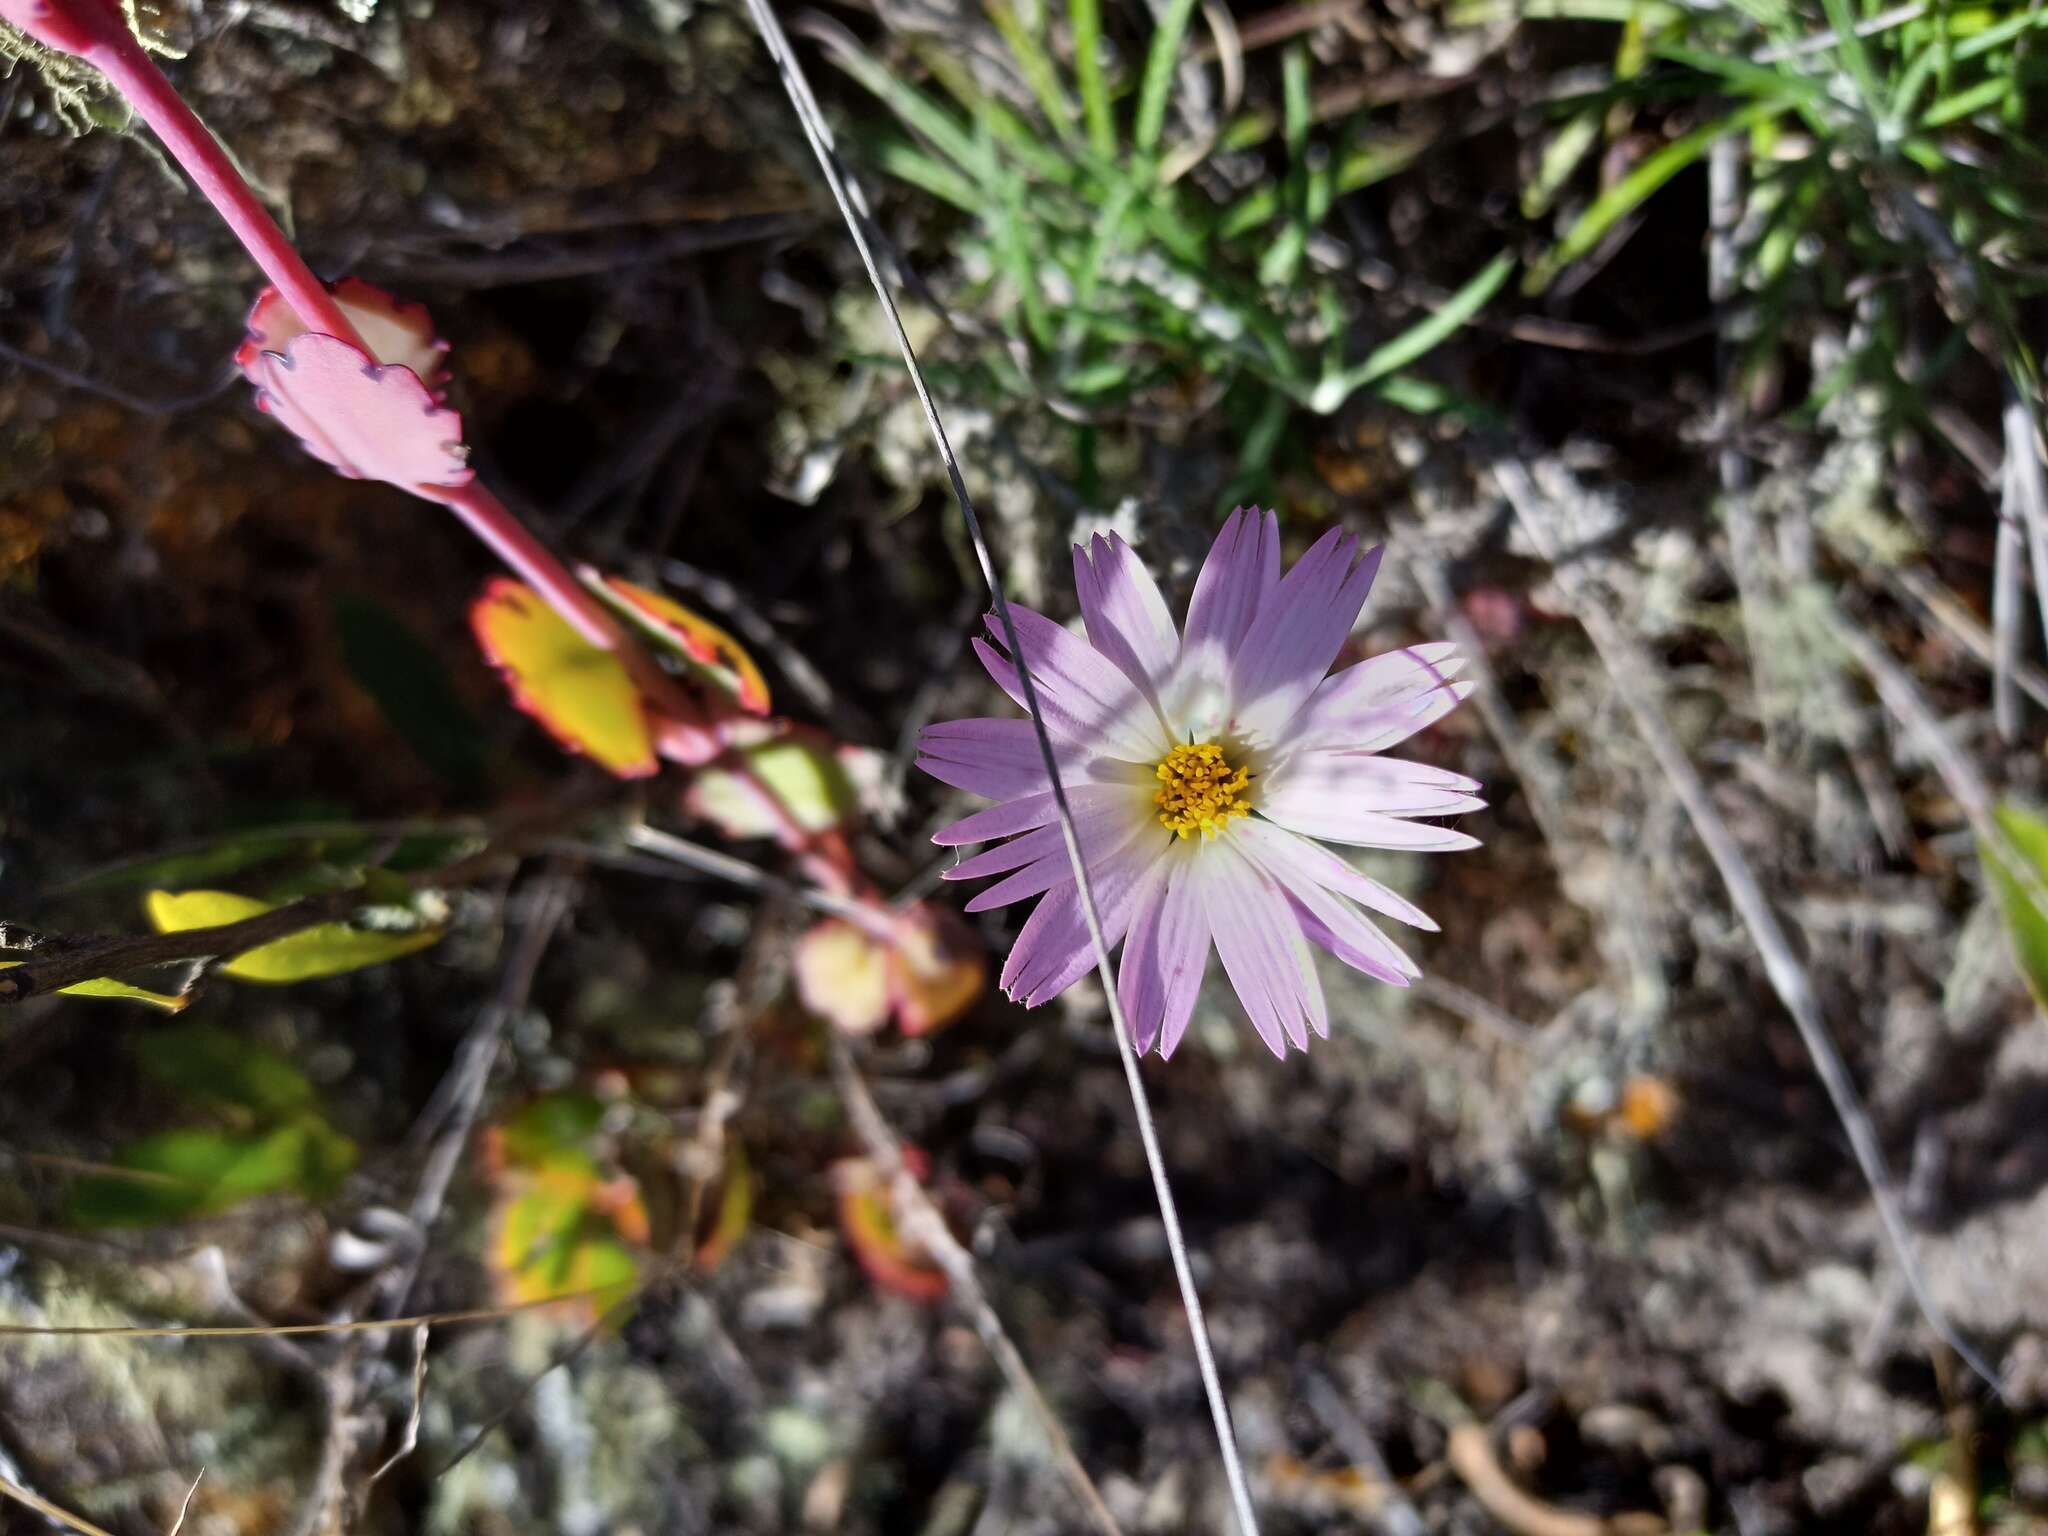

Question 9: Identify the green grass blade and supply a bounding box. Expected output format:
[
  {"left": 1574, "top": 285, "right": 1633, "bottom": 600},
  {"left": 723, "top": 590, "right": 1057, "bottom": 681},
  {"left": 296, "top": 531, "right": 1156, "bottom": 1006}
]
[
  {"left": 1920, "top": 72, "right": 2012, "bottom": 123},
  {"left": 1134, "top": 0, "right": 1200, "bottom": 156},
  {"left": 1654, "top": 42, "right": 1828, "bottom": 102},
  {"left": 868, "top": 135, "right": 983, "bottom": 211},
  {"left": 1820, "top": 0, "right": 1890, "bottom": 120},
  {"left": 1949, "top": 4, "right": 2048, "bottom": 61},
  {"left": 1316, "top": 251, "right": 1515, "bottom": 409},
  {"left": 1070, "top": 0, "right": 1116, "bottom": 155},
  {"left": 1522, "top": 110, "right": 1601, "bottom": 218},
  {"left": 822, "top": 37, "right": 994, "bottom": 182},
  {"left": 1217, "top": 130, "right": 1427, "bottom": 237},
  {"left": 985, "top": 0, "right": 1079, "bottom": 142},
  {"left": 913, "top": 42, "right": 1077, "bottom": 183},
  {"left": 1525, "top": 97, "right": 1792, "bottom": 293}
]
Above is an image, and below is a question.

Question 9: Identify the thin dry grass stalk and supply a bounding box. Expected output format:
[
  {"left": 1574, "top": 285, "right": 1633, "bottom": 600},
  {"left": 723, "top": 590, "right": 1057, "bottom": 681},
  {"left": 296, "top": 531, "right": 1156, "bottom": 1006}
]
[
  {"left": 739, "top": 1, "right": 1263, "bottom": 1526},
  {"left": 829, "top": 1036, "right": 1124, "bottom": 1536}
]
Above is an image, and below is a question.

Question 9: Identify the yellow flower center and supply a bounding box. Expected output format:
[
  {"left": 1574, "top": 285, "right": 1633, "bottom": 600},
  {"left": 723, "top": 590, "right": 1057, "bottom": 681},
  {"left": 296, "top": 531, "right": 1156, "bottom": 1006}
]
[{"left": 1154, "top": 741, "right": 1253, "bottom": 840}]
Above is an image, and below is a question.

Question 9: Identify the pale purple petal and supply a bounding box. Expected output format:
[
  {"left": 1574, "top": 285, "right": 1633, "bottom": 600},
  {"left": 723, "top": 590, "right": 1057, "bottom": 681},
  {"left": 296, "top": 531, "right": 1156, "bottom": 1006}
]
[
  {"left": 1228, "top": 531, "right": 1382, "bottom": 741},
  {"left": 1117, "top": 847, "right": 1208, "bottom": 1056},
  {"left": 940, "top": 786, "right": 1138, "bottom": 875},
  {"left": 1074, "top": 533, "right": 1179, "bottom": 701},
  {"left": 999, "top": 839, "right": 1161, "bottom": 1007},
  {"left": 959, "top": 807, "right": 1151, "bottom": 913},
  {"left": 1287, "top": 665, "right": 1473, "bottom": 754},
  {"left": 1234, "top": 820, "right": 1418, "bottom": 984},
  {"left": 933, "top": 792, "right": 1062, "bottom": 847},
  {"left": 1182, "top": 506, "right": 1280, "bottom": 654},
  {"left": 975, "top": 606, "right": 1165, "bottom": 760},
  {"left": 1231, "top": 818, "right": 1438, "bottom": 931},
  {"left": 1259, "top": 788, "right": 1481, "bottom": 851},
  {"left": 1312, "top": 642, "right": 1465, "bottom": 715},
  {"left": 1287, "top": 889, "right": 1418, "bottom": 986},
  {"left": 1201, "top": 846, "right": 1325, "bottom": 1056},
  {"left": 1263, "top": 751, "right": 1486, "bottom": 819},
  {"left": 916, "top": 719, "right": 1074, "bottom": 800}
]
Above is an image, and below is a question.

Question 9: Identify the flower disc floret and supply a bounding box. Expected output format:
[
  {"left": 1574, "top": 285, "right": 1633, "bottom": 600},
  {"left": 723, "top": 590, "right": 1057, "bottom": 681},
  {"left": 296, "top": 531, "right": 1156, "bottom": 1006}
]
[{"left": 1155, "top": 742, "right": 1252, "bottom": 840}]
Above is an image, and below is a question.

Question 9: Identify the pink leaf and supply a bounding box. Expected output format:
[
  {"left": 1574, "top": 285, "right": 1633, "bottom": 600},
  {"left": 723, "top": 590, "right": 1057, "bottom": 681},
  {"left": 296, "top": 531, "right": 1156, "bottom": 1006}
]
[
  {"left": 238, "top": 279, "right": 449, "bottom": 393},
  {"left": 236, "top": 280, "right": 469, "bottom": 490}
]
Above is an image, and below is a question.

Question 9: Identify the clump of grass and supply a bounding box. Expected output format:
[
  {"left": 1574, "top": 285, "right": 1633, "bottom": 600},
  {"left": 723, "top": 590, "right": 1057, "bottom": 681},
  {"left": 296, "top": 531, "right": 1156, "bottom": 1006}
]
[
  {"left": 808, "top": 1, "right": 1513, "bottom": 500},
  {"left": 1476, "top": 0, "right": 2048, "bottom": 451}
]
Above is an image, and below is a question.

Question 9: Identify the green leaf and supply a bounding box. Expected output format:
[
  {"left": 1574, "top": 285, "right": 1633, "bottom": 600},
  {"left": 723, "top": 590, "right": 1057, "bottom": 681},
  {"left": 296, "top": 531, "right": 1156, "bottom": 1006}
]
[
  {"left": 68, "top": 831, "right": 317, "bottom": 894},
  {"left": 0, "top": 962, "right": 190, "bottom": 1011},
  {"left": 333, "top": 593, "right": 491, "bottom": 793},
  {"left": 145, "top": 889, "right": 443, "bottom": 983},
  {"left": 133, "top": 1024, "right": 313, "bottom": 1116},
  {"left": 1982, "top": 802, "right": 2048, "bottom": 1007},
  {"left": 69, "top": 1118, "right": 357, "bottom": 1227},
  {"left": 497, "top": 1094, "right": 609, "bottom": 1169},
  {"left": 66, "top": 821, "right": 485, "bottom": 893}
]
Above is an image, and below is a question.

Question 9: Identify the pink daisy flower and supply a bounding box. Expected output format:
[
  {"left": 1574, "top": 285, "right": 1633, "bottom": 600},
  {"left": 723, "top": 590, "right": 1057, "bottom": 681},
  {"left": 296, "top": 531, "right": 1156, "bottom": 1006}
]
[{"left": 917, "top": 508, "right": 1482, "bottom": 1059}]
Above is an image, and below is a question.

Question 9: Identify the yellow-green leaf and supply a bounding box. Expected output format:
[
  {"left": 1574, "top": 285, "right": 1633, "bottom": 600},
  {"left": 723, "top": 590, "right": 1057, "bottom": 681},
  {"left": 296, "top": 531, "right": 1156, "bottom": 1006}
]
[
  {"left": 694, "top": 1143, "right": 752, "bottom": 1273},
  {"left": 0, "top": 962, "right": 190, "bottom": 1011},
  {"left": 145, "top": 889, "right": 442, "bottom": 983},
  {"left": 484, "top": 1092, "right": 647, "bottom": 1315},
  {"left": 471, "top": 577, "right": 658, "bottom": 778},
  {"left": 685, "top": 731, "right": 866, "bottom": 839},
  {"left": 1983, "top": 802, "right": 2048, "bottom": 1007}
]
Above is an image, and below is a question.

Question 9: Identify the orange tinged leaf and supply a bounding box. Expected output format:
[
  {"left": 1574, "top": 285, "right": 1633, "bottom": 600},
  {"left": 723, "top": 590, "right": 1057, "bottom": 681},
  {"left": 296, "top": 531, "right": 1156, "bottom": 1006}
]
[
  {"left": 601, "top": 577, "right": 772, "bottom": 715},
  {"left": 483, "top": 1094, "right": 645, "bottom": 1317},
  {"left": 792, "top": 906, "right": 985, "bottom": 1039},
  {"left": 694, "top": 1143, "right": 754, "bottom": 1273},
  {"left": 471, "top": 578, "right": 658, "bottom": 778},
  {"left": 834, "top": 1158, "right": 947, "bottom": 1302},
  {"left": 887, "top": 906, "right": 984, "bottom": 1037}
]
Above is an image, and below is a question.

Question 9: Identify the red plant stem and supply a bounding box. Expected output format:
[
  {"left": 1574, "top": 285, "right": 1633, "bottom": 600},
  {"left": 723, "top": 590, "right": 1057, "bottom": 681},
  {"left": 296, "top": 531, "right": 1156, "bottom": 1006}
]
[
  {"left": 80, "top": 21, "right": 368, "bottom": 355},
  {"left": 17, "top": 7, "right": 897, "bottom": 943},
  {"left": 432, "top": 482, "right": 625, "bottom": 651}
]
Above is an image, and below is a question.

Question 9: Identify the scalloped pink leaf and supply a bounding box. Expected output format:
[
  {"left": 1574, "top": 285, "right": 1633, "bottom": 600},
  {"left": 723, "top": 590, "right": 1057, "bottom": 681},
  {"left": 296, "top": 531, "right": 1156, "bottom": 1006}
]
[
  {"left": 248, "top": 334, "right": 471, "bottom": 489},
  {"left": 236, "top": 279, "right": 449, "bottom": 394}
]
